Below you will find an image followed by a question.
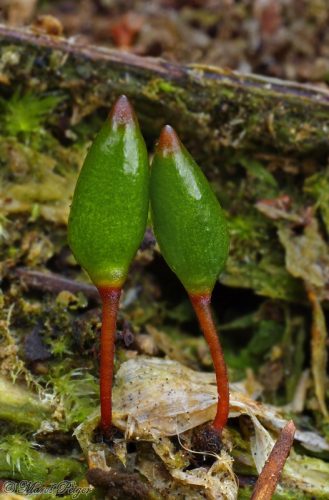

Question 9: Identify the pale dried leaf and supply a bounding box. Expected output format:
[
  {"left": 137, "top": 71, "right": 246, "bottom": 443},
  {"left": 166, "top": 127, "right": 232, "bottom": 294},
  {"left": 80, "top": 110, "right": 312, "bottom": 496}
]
[
  {"left": 278, "top": 219, "right": 329, "bottom": 294},
  {"left": 171, "top": 450, "right": 238, "bottom": 500},
  {"left": 75, "top": 357, "right": 329, "bottom": 498}
]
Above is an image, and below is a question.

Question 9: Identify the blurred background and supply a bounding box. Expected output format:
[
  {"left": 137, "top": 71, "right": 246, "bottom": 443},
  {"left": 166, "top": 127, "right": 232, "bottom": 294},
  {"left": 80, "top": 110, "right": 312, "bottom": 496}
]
[{"left": 1, "top": 0, "right": 329, "bottom": 84}]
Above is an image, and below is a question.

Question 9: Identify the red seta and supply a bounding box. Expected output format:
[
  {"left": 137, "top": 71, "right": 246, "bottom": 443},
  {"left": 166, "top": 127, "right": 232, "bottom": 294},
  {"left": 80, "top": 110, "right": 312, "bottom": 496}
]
[
  {"left": 189, "top": 293, "right": 229, "bottom": 433},
  {"left": 97, "top": 286, "right": 122, "bottom": 436}
]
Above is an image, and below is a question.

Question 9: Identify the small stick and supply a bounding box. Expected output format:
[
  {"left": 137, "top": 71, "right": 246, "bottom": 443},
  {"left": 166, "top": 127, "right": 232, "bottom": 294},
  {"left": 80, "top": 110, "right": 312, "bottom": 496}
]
[
  {"left": 15, "top": 267, "right": 100, "bottom": 302},
  {"left": 189, "top": 293, "right": 229, "bottom": 433},
  {"left": 97, "top": 286, "right": 122, "bottom": 436},
  {"left": 251, "top": 420, "right": 296, "bottom": 500}
]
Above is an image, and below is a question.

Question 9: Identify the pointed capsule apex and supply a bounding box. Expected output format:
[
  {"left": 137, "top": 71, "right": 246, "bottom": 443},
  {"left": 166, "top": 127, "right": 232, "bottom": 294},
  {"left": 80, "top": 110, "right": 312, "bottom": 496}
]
[
  {"left": 109, "top": 95, "right": 136, "bottom": 125},
  {"left": 157, "top": 125, "right": 181, "bottom": 155}
]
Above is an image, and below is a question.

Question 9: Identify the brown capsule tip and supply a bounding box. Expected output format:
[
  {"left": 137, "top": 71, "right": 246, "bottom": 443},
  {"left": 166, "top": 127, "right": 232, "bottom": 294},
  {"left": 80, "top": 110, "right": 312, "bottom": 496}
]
[
  {"left": 109, "top": 95, "right": 136, "bottom": 125},
  {"left": 157, "top": 125, "right": 181, "bottom": 155}
]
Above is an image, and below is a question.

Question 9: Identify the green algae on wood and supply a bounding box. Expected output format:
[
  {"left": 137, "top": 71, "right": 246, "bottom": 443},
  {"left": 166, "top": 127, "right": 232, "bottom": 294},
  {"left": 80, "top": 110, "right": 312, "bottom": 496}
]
[{"left": 0, "top": 376, "right": 51, "bottom": 430}]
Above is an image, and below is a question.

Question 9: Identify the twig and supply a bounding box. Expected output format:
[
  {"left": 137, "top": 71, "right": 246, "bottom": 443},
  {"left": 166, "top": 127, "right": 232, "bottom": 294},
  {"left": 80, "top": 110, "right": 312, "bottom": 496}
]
[
  {"left": 251, "top": 420, "right": 296, "bottom": 499},
  {"left": 14, "top": 267, "right": 100, "bottom": 302}
]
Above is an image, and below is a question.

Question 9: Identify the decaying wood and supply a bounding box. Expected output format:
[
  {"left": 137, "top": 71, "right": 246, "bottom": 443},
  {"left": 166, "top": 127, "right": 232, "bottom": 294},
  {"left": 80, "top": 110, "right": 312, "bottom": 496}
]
[
  {"left": 0, "top": 25, "right": 329, "bottom": 165},
  {"left": 251, "top": 420, "right": 296, "bottom": 500}
]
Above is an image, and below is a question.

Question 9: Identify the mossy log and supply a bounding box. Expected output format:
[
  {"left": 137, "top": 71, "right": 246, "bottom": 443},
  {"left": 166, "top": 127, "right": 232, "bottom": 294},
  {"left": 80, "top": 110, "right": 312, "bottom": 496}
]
[
  {"left": 0, "top": 24, "right": 329, "bottom": 499},
  {"left": 0, "top": 24, "right": 329, "bottom": 166}
]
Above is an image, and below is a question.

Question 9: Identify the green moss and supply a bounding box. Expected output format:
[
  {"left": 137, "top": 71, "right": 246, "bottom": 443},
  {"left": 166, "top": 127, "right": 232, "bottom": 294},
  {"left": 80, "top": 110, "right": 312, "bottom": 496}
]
[
  {"left": 304, "top": 168, "right": 329, "bottom": 234},
  {"left": 0, "top": 89, "right": 64, "bottom": 139},
  {"left": 0, "top": 435, "right": 85, "bottom": 482},
  {"left": 157, "top": 81, "right": 177, "bottom": 94},
  {"left": 51, "top": 370, "right": 99, "bottom": 429},
  {"left": 224, "top": 317, "right": 284, "bottom": 376},
  {"left": 239, "top": 486, "right": 326, "bottom": 500},
  {"left": 0, "top": 376, "right": 51, "bottom": 430}
]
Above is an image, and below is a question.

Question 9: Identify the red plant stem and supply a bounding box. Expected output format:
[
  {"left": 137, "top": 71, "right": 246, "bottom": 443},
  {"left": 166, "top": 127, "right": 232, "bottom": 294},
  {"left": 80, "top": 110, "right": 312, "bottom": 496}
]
[
  {"left": 189, "top": 293, "right": 229, "bottom": 433},
  {"left": 97, "top": 286, "right": 122, "bottom": 436}
]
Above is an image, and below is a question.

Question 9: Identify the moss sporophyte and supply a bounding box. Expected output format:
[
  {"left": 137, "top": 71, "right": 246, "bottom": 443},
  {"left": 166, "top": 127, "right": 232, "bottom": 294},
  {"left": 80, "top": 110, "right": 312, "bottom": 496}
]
[
  {"left": 68, "top": 95, "right": 149, "bottom": 435},
  {"left": 150, "top": 125, "right": 230, "bottom": 435},
  {"left": 68, "top": 98, "right": 230, "bottom": 439}
]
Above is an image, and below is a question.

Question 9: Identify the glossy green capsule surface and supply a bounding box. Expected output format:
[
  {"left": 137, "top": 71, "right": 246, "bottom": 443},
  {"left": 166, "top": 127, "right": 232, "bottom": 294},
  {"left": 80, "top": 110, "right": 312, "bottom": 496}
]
[
  {"left": 68, "top": 96, "right": 149, "bottom": 287},
  {"left": 150, "top": 125, "right": 229, "bottom": 295}
]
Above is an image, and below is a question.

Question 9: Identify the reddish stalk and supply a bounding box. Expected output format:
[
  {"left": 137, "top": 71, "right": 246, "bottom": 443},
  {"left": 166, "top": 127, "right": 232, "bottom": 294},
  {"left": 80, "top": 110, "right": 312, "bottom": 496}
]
[
  {"left": 189, "top": 293, "right": 229, "bottom": 433},
  {"left": 251, "top": 420, "right": 296, "bottom": 500},
  {"left": 97, "top": 286, "right": 122, "bottom": 436}
]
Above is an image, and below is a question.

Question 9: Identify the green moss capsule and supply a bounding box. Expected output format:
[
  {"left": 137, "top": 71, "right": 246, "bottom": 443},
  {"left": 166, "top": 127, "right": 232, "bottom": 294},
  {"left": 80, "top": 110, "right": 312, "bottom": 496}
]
[
  {"left": 68, "top": 95, "right": 149, "bottom": 435},
  {"left": 150, "top": 125, "right": 229, "bottom": 295},
  {"left": 150, "top": 125, "right": 230, "bottom": 435},
  {"left": 68, "top": 95, "right": 149, "bottom": 288}
]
